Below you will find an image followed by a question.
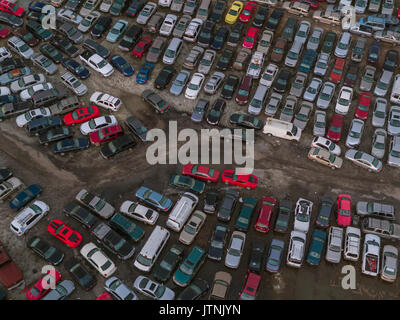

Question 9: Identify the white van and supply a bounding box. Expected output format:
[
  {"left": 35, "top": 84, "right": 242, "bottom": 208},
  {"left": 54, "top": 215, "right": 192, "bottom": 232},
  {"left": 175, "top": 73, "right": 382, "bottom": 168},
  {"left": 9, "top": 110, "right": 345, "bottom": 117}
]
[
  {"left": 163, "top": 37, "right": 183, "bottom": 64},
  {"left": 133, "top": 225, "right": 170, "bottom": 272},
  {"left": 166, "top": 192, "right": 199, "bottom": 232},
  {"left": 10, "top": 201, "right": 49, "bottom": 236},
  {"left": 263, "top": 117, "right": 302, "bottom": 141}
]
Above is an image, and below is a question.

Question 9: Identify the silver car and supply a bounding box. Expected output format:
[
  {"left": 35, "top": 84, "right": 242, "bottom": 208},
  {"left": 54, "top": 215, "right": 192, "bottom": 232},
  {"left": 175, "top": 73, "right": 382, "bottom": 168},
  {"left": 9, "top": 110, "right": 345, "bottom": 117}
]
[
  {"left": 198, "top": 49, "right": 216, "bottom": 75},
  {"left": 225, "top": 231, "right": 246, "bottom": 269},
  {"left": 10, "top": 74, "right": 46, "bottom": 93},
  {"left": 316, "top": 81, "right": 335, "bottom": 109},
  {"left": 326, "top": 226, "right": 343, "bottom": 264},
  {"left": 61, "top": 71, "right": 87, "bottom": 96},
  {"left": 183, "top": 0, "right": 198, "bottom": 15},
  {"left": 170, "top": 69, "right": 190, "bottom": 96},
  {"left": 381, "top": 0, "right": 394, "bottom": 15},
  {"left": 313, "top": 110, "right": 326, "bottom": 136},
  {"left": 7, "top": 36, "right": 34, "bottom": 59},
  {"left": 105, "top": 277, "right": 138, "bottom": 300},
  {"left": 388, "top": 135, "right": 400, "bottom": 167},
  {"left": 204, "top": 71, "right": 224, "bottom": 94},
  {"left": 345, "top": 149, "right": 383, "bottom": 173},
  {"left": 173, "top": 15, "right": 191, "bottom": 38},
  {"left": 314, "top": 53, "right": 330, "bottom": 77},
  {"left": 306, "top": 27, "right": 323, "bottom": 51},
  {"left": 42, "top": 280, "right": 75, "bottom": 300},
  {"left": 360, "top": 65, "right": 376, "bottom": 92},
  {"left": 374, "top": 70, "right": 393, "bottom": 97},
  {"left": 334, "top": 32, "right": 351, "bottom": 58},
  {"left": 388, "top": 105, "right": 400, "bottom": 135},
  {"left": 345, "top": 119, "right": 364, "bottom": 148},
  {"left": 280, "top": 95, "right": 297, "bottom": 122},
  {"left": 171, "top": 0, "right": 184, "bottom": 12},
  {"left": 351, "top": 37, "right": 366, "bottom": 62},
  {"left": 265, "top": 92, "right": 282, "bottom": 116},
  {"left": 293, "top": 101, "right": 313, "bottom": 130},
  {"left": 371, "top": 128, "right": 387, "bottom": 159},
  {"left": 59, "top": 22, "right": 83, "bottom": 44},
  {"left": 303, "top": 77, "right": 322, "bottom": 102},
  {"left": 133, "top": 276, "right": 175, "bottom": 300},
  {"left": 294, "top": 21, "right": 311, "bottom": 45},
  {"left": 289, "top": 72, "right": 307, "bottom": 97},
  {"left": 368, "top": 0, "right": 381, "bottom": 12},
  {"left": 372, "top": 98, "right": 387, "bottom": 127},
  {"left": 137, "top": 2, "right": 157, "bottom": 25},
  {"left": 77, "top": 10, "right": 100, "bottom": 33},
  {"left": 381, "top": 245, "right": 398, "bottom": 282},
  {"left": 31, "top": 53, "right": 58, "bottom": 75}
]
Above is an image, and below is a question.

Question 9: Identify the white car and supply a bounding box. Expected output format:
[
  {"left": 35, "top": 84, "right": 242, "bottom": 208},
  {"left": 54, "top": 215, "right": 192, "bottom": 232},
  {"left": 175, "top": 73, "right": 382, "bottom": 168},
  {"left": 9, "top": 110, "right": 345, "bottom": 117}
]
[
  {"left": 0, "top": 46, "right": 11, "bottom": 62},
  {"left": 80, "top": 115, "right": 118, "bottom": 135},
  {"left": 10, "top": 74, "right": 46, "bottom": 93},
  {"left": 260, "top": 63, "right": 278, "bottom": 87},
  {"left": 159, "top": 14, "right": 177, "bottom": 36},
  {"left": 20, "top": 83, "right": 54, "bottom": 101},
  {"left": 99, "top": 0, "right": 113, "bottom": 12},
  {"left": 10, "top": 200, "right": 49, "bottom": 236},
  {"left": 314, "top": 53, "right": 330, "bottom": 76},
  {"left": 80, "top": 242, "right": 117, "bottom": 278},
  {"left": 294, "top": 21, "right": 311, "bottom": 45},
  {"left": 61, "top": 72, "right": 88, "bottom": 96},
  {"left": 119, "top": 200, "right": 159, "bottom": 225},
  {"left": 361, "top": 234, "right": 380, "bottom": 277},
  {"left": 158, "top": 0, "right": 173, "bottom": 7},
  {"left": 185, "top": 72, "right": 205, "bottom": 99},
  {"left": 335, "top": 86, "right": 353, "bottom": 115},
  {"left": 246, "top": 51, "right": 264, "bottom": 79},
  {"left": 79, "top": 52, "right": 114, "bottom": 77},
  {"left": 374, "top": 70, "right": 393, "bottom": 97},
  {"left": 90, "top": 92, "right": 122, "bottom": 111},
  {"left": 0, "top": 86, "right": 9, "bottom": 96},
  {"left": 183, "top": 18, "right": 203, "bottom": 42},
  {"left": 390, "top": 74, "right": 400, "bottom": 105},
  {"left": 78, "top": 10, "right": 100, "bottom": 32},
  {"left": 16, "top": 107, "right": 51, "bottom": 127},
  {"left": 57, "top": 8, "right": 83, "bottom": 24},
  {"left": 204, "top": 71, "right": 224, "bottom": 95},
  {"left": 133, "top": 276, "right": 175, "bottom": 300},
  {"left": 344, "top": 226, "right": 361, "bottom": 261},
  {"left": 287, "top": 230, "right": 306, "bottom": 268},
  {"left": 7, "top": 36, "right": 34, "bottom": 59},
  {"left": 311, "top": 136, "right": 341, "bottom": 156},
  {"left": 294, "top": 198, "right": 313, "bottom": 233}
]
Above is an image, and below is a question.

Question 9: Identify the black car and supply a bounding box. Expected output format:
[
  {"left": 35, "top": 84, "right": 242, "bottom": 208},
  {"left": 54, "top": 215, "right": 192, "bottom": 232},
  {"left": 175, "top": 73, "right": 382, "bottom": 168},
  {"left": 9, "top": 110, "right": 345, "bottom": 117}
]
[
  {"left": 217, "top": 188, "right": 239, "bottom": 222},
  {"left": 198, "top": 20, "right": 215, "bottom": 48},
  {"left": 25, "top": 19, "right": 52, "bottom": 41},
  {"left": 100, "top": 227, "right": 135, "bottom": 260},
  {"left": 155, "top": 65, "right": 176, "bottom": 90},
  {"left": 176, "top": 279, "right": 209, "bottom": 300},
  {"left": 65, "top": 258, "right": 96, "bottom": 291},
  {"left": 253, "top": 5, "right": 269, "bottom": 28},
  {"left": 315, "top": 197, "right": 334, "bottom": 228},
  {"left": 0, "top": 168, "right": 12, "bottom": 182},
  {"left": 208, "top": 223, "right": 229, "bottom": 261},
  {"left": 53, "top": 138, "right": 89, "bottom": 155},
  {"left": 0, "top": 57, "right": 24, "bottom": 74},
  {"left": 83, "top": 38, "right": 110, "bottom": 59},
  {"left": 221, "top": 74, "right": 239, "bottom": 100},
  {"left": 152, "top": 243, "right": 184, "bottom": 283},
  {"left": 206, "top": 98, "right": 226, "bottom": 125},
  {"left": 274, "top": 199, "right": 292, "bottom": 233},
  {"left": 248, "top": 240, "right": 265, "bottom": 274},
  {"left": 64, "top": 201, "right": 99, "bottom": 229},
  {"left": 273, "top": 68, "right": 292, "bottom": 93},
  {"left": 211, "top": 26, "right": 229, "bottom": 51},
  {"left": 383, "top": 49, "right": 399, "bottom": 71},
  {"left": 91, "top": 16, "right": 112, "bottom": 39},
  {"left": 61, "top": 58, "right": 90, "bottom": 79},
  {"left": 227, "top": 22, "right": 244, "bottom": 47},
  {"left": 26, "top": 115, "right": 62, "bottom": 136},
  {"left": 265, "top": 7, "right": 284, "bottom": 31},
  {"left": 209, "top": 0, "right": 226, "bottom": 23},
  {"left": 125, "top": 0, "right": 146, "bottom": 17},
  {"left": 65, "top": 0, "right": 83, "bottom": 11},
  {"left": 118, "top": 24, "right": 143, "bottom": 51},
  {"left": 367, "top": 40, "right": 381, "bottom": 64},
  {"left": 125, "top": 116, "right": 148, "bottom": 141},
  {"left": 203, "top": 189, "right": 218, "bottom": 214},
  {"left": 51, "top": 36, "right": 79, "bottom": 58},
  {"left": 27, "top": 236, "right": 64, "bottom": 265},
  {"left": 216, "top": 48, "right": 234, "bottom": 70},
  {"left": 0, "top": 100, "right": 33, "bottom": 121},
  {"left": 38, "top": 126, "right": 73, "bottom": 145},
  {"left": 39, "top": 43, "right": 63, "bottom": 64},
  {"left": 100, "top": 134, "right": 136, "bottom": 159},
  {"left": 343, "top": 63, "right": 358, "bottom": 88}
]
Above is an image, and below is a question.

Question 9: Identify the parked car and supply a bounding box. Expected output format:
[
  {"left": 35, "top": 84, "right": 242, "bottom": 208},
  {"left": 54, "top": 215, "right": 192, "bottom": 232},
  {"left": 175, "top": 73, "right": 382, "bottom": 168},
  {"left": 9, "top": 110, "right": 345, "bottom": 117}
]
[{"left": 225, "top": 231, "right": 245, "bottom": 269}]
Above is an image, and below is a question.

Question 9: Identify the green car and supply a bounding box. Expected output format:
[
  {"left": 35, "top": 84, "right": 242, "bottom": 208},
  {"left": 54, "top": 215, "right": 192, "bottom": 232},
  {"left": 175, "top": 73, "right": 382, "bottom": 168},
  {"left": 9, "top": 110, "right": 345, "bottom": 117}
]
[
  {"left": 234, "top": 197, "right": 258, "bottom": 232},
  {"left": 106, "top": 19, "right": 129, "bottom": 43},
  {"left": 152, "top": 244, "right": 185, "bottom": 283},
  {"left": 110, "top": 0, "right": 125, "bottom": 16},
  {"left": 281, "top": 17, "right": 298, "bottom": 42},
  {"left": 321, "top": 31, "right": 337, "bottom": 54},
  {"left": 306, "top": 229, "right": 327, "bottom": 266},
  {"left": 39, "top": 43, "right": 63, "bottom": 64},
  {"left": 26, "top": 20, "right": 52, "bottom": 41},
  {"left": 229, "top": 113, "right": 263, "bottom": 130},
  {"left": 109, "top": 212, "right": 145, "bottom": 242},
  {"left": 274, "top": 199, "right": 292, "bottom": 233},
  {"left": 170, "top": 174, "right": 205, "bottom": 194},
  {"left": 173, "top": 246, "right": 206, "bottom": 287}
]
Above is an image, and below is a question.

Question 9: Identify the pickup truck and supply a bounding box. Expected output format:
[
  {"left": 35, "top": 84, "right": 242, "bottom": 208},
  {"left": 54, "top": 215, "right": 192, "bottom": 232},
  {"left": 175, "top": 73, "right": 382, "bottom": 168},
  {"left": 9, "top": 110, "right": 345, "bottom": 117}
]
[
  {"left": 0, "top": 241, "right": 24, "bottom": 290},
  {"left": 91, "top": 222, "right": 135, "bottom": 260},
  {"left": 362, "top": 234, "right": 381, "bottom": 276}
]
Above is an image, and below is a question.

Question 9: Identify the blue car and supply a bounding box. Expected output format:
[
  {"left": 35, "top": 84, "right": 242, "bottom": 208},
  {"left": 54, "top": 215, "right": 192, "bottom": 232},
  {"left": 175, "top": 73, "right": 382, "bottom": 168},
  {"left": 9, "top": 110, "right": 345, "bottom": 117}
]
[
  {"left": 53, "top": 138, "right": 89, "bottom": 155},
  {"left": 0, "top": 94, "right": 19, "bottom": 106},
  {"left": 306, "top": 229, "right": 327, "bottom": 266},
  {"left": 28, "top": 1, "right": 46, "bottom": 12},
  {"left": 299, "top": 49, "right": 317, "bottom": 73},
  {"left": 135, "top": 186, "right": 172, "bottom": 212},
  {"left": 9, "top": 184, "right": 42, "bottom": 211},
  {"left": 61, "top": 58, "right": 90, "bottom": 79},
  {"left": 110, "top": 54, "right": 134, "bottom": 77},
  {"left": 136, "top": 62, "right": 154, "bottom": 84},
  {"left": 211, "top": 26, "right": 229, "bottom": 51}
]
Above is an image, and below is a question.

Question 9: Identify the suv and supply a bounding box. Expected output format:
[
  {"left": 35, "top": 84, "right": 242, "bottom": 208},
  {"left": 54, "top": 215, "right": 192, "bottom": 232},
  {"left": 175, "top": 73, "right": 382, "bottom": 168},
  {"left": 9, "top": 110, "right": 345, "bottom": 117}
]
[
  {"left": 326, "top": 226, "right": 343, "bottom": 264},
  {"left": 362, "top": 217, "right": 400, "bottom": 240},
  {"left": 10, "top": 201, "right": 49, "bottom": 236},
  {"left": 286, "top": 230, "right": 306, "bottom": 268}
]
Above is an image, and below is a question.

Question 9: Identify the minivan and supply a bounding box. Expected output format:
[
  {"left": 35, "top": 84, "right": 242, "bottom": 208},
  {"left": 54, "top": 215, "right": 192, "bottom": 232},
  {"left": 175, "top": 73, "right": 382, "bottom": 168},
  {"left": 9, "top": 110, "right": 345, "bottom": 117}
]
[
  {"left": 163, "top": 37, "right": 183, "bottom": 64},
  {"left": 32, "top": 85, "right": 68, "bottom": 108},
  {"left": 285, "top": 40, "right": 303, "bottom": 68},
  {"left": 248, "top": 84, "right": 269, "bottom": 115},
  {"left": 10, "top": 200, "right": 49, "bottom": 236},
  {"left": 166, "top": 192, "right": 199, "bottom": 232},
  {"left": 263, "top": 117, "right": 302, "bottom": 141},
  {"left": 133, "top": 226, "right": 170, "bottom": 272},
  {"left": 195, "top": 0, "right": 211, "bottom": 21},
  {"left": 26, "top": 115, "right": 62, "bottom": 136}
]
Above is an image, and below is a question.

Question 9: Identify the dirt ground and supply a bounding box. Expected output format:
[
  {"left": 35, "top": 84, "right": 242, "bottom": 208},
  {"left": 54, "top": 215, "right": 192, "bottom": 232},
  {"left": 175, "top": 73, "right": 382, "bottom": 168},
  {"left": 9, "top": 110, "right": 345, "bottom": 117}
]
[{"left": 0, "top": 0, "right": 400, "bottom": 300}]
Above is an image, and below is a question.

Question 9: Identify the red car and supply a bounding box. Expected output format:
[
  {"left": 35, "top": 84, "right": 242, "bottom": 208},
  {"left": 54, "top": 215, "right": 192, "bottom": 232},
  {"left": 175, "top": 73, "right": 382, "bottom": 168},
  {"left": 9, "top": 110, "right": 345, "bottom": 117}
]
[
  {"left": 398, "top": 7, "right": 400, "bottom": 18},
  {"left": 132, "top": 37, "right": 152, "bottom": 58},
  {"left": 182, "top": 164, "right": 219, "bottom": 182},
  {"left": 63, "top": 105, "right": 100, "bottom": 126},
  {"left": 254, "top": 196, "right": 277, "bottom": 233},
  {"left": 337, "top": 194, "right": 352, "bottom": 227},
  {"left": 0, "top": 24, "right": 10, "bottom": 38},
  {"left": 326, "top": 113, "right": 344, "bottom": 142},
  {"left": 47, "top": 219, "right": 83, "bottom": 248},
  {"left": 221, "top": 170, "right": 258, "bottom": 190},
  {"left": 89, "top": 124, "right": 124, "bottom": 145},
  {"left": 355, "top": 92, "right": 372, "bottom": 120},
  {"left": 329, "top": 58, "right": 345, "bottom": 83},
  {"left": 95, "top": 292, "right": 114, "bottom": 300},
  {"left": 0, "top": 0, "right": 25, "bottom": 17},
  {"left": 238, "top": 272, "right": 261, "bottom": 300},
  {"left": 26, "top": 270, "right": 62, "bottom": 300},
  {"left": 239, "top": 1, "right": 257, "bottom": 23},
  {"left": 242, "top": 27, "right": 259, "bottom": 49}
]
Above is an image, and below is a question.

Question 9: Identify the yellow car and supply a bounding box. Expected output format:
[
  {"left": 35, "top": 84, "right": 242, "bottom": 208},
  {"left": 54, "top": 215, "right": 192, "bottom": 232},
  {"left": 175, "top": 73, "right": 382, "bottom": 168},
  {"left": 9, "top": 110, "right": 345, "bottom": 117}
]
[{"left": 225, "top": 1, "right": 244, "bottom": 24}]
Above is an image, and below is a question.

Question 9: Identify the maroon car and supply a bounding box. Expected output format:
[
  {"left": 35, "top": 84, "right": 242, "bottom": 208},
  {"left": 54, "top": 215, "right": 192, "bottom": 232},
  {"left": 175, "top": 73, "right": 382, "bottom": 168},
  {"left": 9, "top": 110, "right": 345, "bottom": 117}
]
[
  {"left": 15, "top": 28, "right": 39, "bottom": 46},
  {"left": 326, "top": 113, "right": 344, "bottom": 142},
  {"left": 343, "top": 63, "right": 358, "bottom": 88},
  {"left": 0, "top": 24, "right": 10, "bottom": 38},
  {"left": 235, "top": 75, "right": 253, "bottom": 105},
  {"left": 270, "top": 37, "right": 287, "bottom": 63}
]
